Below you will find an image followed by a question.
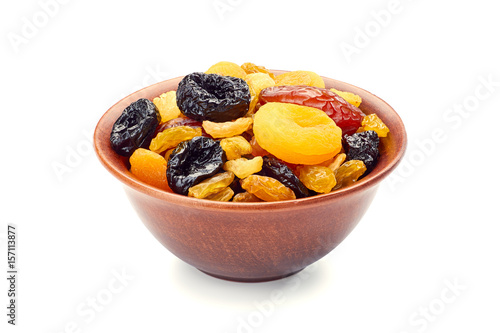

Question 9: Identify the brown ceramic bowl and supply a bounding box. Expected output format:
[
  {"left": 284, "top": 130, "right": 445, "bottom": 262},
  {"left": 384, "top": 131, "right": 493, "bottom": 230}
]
[{"left": 94, "top": 71, "right": 407, "bottom": 282}]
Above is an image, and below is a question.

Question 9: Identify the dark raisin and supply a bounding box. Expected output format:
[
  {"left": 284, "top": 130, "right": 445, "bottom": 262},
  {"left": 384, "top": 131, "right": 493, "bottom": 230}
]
[
  {"left": 110, "top": 98, "right": 160, "bottom": 157},
  {"left": 176, "top": 72, "right": 251, "bottom": 122},
  {"left": 343, "top": 130, "right": 379, "bottom": 173},
  {"left": 259, "top": 156, "right": 310, "bottom": 198},
  {"left": 167, "top": 136, "right": 226, "bottom": 195}
]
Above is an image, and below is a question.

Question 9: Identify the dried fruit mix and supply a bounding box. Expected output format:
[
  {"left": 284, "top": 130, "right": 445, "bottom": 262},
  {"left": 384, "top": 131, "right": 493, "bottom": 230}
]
[{"left": 109, "top": 61, "right": 390, "bottom": 202}]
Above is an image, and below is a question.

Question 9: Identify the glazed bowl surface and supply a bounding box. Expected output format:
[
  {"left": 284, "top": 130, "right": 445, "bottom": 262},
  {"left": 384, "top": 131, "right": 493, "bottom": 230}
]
[{"left": 94, "top": 71, "right": 407, "bottom": 282}]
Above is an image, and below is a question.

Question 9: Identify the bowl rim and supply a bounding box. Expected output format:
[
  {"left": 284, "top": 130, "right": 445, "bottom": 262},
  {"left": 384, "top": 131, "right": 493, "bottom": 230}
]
[{"left": 94, "top": 72, "right": 407, "bottom": 211}]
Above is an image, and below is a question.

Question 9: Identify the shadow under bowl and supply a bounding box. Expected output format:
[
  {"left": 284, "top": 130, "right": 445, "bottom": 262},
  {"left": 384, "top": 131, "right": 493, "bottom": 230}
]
[{"left": 94, "top": 71, "right": 407, "bottom": 282}]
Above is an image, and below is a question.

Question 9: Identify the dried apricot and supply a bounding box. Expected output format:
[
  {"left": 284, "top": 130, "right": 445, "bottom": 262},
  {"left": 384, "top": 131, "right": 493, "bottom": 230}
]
[
  {"left": 298, "top": 165, "right": 336, "bottom": 193},
  {"left": 153, "top": 91, "right": 182, "bottom": 124},
  {"left": 220, "top": 136, "right": 253, "bottom": 160},
  {"left": 241, "top": 62, "right": 275, "bottom": 79},
  {"left": 253, "top": 102, "right": 342, "bottom": 165},
  {"left": 361, "top": 113, "right": 390, "bottom": 137},
  {"left": 202, "top": 117, "right": 253, "bottom": 139},
  {"left": 330, "top": 88, "right": 362, "bottom": 107},
  {"left": 333, "top": 160, "right": 367, "bottom": 190},
  {"left": 188, "top": 171, "right": 235, "bottom": 199},
  {"left": 274, "top": 70, "right": 325, "bottom": 88},
  {"left": 149, "top": 126, "right": 202, "bottom": 153},
  {"left": 223, "top": 156, "right": 263, "bottom": 179},
  {"left": 206, "top": 61, "right": 247, "bottom": 79},
  {"left": 130, "top": 148, "right": 171, "bottom": 191},
  {"left": 240, "top": 175, "right": 296, "bottom": 202}
]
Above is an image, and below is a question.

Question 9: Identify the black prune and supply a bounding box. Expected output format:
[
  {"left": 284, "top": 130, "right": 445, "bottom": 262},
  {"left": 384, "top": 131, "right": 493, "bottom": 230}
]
[
  {"left": 110, "top": 98, "right": 160, "bottom": 157},
  {"left": 343, "top": 130, "right": 380, "bottom": 173},
  {"left": 259, "top": 156, "right": 310, "bottom": 198},
  {"left": 167, "top": 136, "right": 226, "bottom": 195},
  {"left": 176, "top": 72, "right": 251, "bottom": 122}
]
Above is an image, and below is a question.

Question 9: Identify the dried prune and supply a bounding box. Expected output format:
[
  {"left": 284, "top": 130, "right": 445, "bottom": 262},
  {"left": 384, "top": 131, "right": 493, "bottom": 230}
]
[
  {"left": 259, "top": 156, "right": 310, "bottom": 198},
  {"left": 343, "top": 131, "right": 379, "bottom": 173},
  {"left": 176, "top": 72, "right": 250, "bottom": 122},
  {"left": 259, "top": 86, "right": 365, "bottom": 136},
  {"left": 167, "top": 136, "right": 226, "bottom": 195},
  {"left": 110, "top": 98, "right": 160, "bottom": 157}
]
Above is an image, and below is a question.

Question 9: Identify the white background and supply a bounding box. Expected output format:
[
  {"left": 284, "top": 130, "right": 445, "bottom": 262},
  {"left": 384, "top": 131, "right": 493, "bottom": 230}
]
[{"left": 1, "top": 0, "right": 499, "bottom": 332}]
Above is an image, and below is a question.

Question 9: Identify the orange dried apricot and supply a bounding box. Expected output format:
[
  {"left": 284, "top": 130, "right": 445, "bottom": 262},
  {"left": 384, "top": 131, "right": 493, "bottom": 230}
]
[
  {"left": 274, "top": 70, "right": 325, "bottom": 88},
  {"left": 253, "top": 102, "right": 342, "bottom": 165},
  {"left": 240, "top": 175, "right": 296, "bottom": 202},
  {"left": 130, "top": 148, "right": 171, "bottom": 191},
  {"left": 149, "top": 126, "right": 202, "bottom": 153},
  {"left": 361, "top": 113, "right": 390, "bottom": 137},
  {"left": 153, "top": 91, "right": 182, "bottom": 124},
  {"left": 202, "top": 117, "right": 253, "bottom": 139},
  {"left": 223, "top": 156, "right": 263, "bottom": 179},
  {"left": 330, "top": 88, "right": 362, "bottom": 107},
  {"left": 298, "top": 165, "right": 336, "bottom": 193},
  {"left": 188, "top": 171, "right": 235, "bottom": 199},
  {"left": 205, "top": 61, "right": 247, "bottom": 79}
]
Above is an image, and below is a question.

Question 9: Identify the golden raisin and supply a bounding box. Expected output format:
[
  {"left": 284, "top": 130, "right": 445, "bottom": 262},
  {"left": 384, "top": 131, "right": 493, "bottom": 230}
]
[
  {"left": 333, "top": 160, "right": 367, "bottom": 190},
  {"left": 188, "top": 172, "right": 235, "bottom": 199},
  {"left": 298, "top": 165, "right": 337, "bottom": 193},
  {"left": 223, "top": 156, "right": 263, "bottom": 179},
  {"left": 240, "top": 175, "right": 296, "bottom": 202},
  {"left": 326, "top": 153, "right": 347, "bottom": 173},
  {"left": 130, "top": 148, "right": 171, "bottom": 191},
  {"left": 241, "top": 62, "right": 275, "bottom": 79},
  {"left": 253, "top": 102, "right": 342, "bottom": 165},
  {"left": 153, "top": 91, "right": 182, "bottom": 124},
  {"left": 205, "top": 187, "right": 234, "bottom": 201},
  {"left": 232, "top": 191, "right": 263, "bottom": 202},
  {"left": 202, "top": 117, "right": 253, "bottom": 139},
  {"left": 205, "top": 61, "right": 247, "bottom": 79},
  {"left": 245, "top": 73, "right": 275, "bottom": 115},
  {"left": 274, "top": 70, "right": 325, "bottom": 88},
  {"left": 149, "top": 126, "right": 202, "bottom": 153},
  {"left": 330, "top": 88, "right": 362, "bottom": 107},
  {"left": 361, "top": 113, "right": 390, "bottom": 137},
  {"left": 220, "top": 136, "right": 253, "bottom": 160}
]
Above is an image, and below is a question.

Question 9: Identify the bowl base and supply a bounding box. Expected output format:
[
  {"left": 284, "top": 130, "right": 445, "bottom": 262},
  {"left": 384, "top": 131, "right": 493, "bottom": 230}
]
[{"left": 198, "top": 269, "right": 304, "bottom": 283}]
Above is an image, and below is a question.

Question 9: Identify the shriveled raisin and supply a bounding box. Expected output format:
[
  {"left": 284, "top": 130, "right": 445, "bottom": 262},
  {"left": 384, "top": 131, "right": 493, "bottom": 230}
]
[
  {"left": 232, "top": 191, "right": 263, "bottom": 202},
  {"left": 298, "top": 165, "right": 336, "bottom": 194},
  {"left": 274, "top": 71, "right": 325, "bottom": 88},
  {"left": 361, "top": 114, "right": 390, "bottom": 137},
  {"left": 220, "top": 136, "right": 253, "bottom": 160},
  {"left": 110, "top": 98, "right": 160, "bottom": 157},
  {"left": 188, "top": 172, "right": 235, "bottom": 199},
  {"left": 260, "top": 155, "right": 310, "bottom": 198},
  {"left": 153, "top": 91, "right": 181, "bottom": 124},
  {"left": 333, "top": 160, "right": 367, "bottom": 190},
  {"left": 343, "top": 131, "right": 379, "bottom": 173},
  {"left": 202, "top": 117, "right": 253, "bottom": 139},
  {"left": 149, "top": 126, "right": 202, "bottom": 154},
  {"left": 223, "top": 157, "right": 263, "bottom": 179},
  {"left": 205, "top": 187, "right": 234, "bottom": 201},
  {"left": 176, "top": 72, "right": 250, "bottom": 122},
  {"left": 167, "top": 136, "right": 226, "bottom": 195},
  {"left": 240, "top": 175, "right": 296, "bottom": 202},
  {"left": 241, "top": 63, "right": 275, "bottom": 79}
]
